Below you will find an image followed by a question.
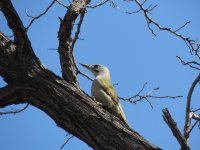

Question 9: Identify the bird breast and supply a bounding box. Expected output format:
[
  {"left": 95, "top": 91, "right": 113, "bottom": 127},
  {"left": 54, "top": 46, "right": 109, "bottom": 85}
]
[{"left": 91, "top": 79, "right": 114, "bottom": 108}]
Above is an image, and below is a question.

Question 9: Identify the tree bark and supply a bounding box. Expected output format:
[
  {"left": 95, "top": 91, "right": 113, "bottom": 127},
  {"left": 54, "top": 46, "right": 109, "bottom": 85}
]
[{"left": 0, "top": 0, "right": 161, "bottom": 149}]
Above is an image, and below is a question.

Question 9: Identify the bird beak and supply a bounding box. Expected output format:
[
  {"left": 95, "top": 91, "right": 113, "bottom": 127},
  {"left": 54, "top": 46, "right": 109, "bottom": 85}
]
[{"left": 79, "top": 63, "right": 93, "bottom": 71}]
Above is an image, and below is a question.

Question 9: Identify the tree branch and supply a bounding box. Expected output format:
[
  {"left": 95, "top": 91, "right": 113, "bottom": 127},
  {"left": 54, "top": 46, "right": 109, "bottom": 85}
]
[
  {"left": 0, "top": 31, "right": 161, "bottom": 149},
  {"left": 184, "top": 74, "right": 200, "bottom": 142},
  {"left": 176, "top": 56, "right": 200, "bottom": 70},
  {"left": 58, "top": 0, "right": 90, "bottom": 85},
  {"left": 60, "top": 134, "right": 74, "bottom": 149},
  {"left": 126, "top": 0, "right": 199, "bottom": 56},
  {"left": 0, "top": 84, "right": 33, "bottom": 108},
  {"left": 26, "top": 0, "right": 56, "bottom": 30},
  {"left": 0, "top": 103, "right": 29, "bottom": 115},
  {"left": 87, "top": 0, "right": 110, "bottom": 8},
  {"left": 119, "top": 82, "right": 182, "bottom": 108},
  {"left": 162, "top": 108, "right": 190, "bottom": 150},
  {"left": 71, "top": 11, "right": 86, "bottom": 49},
  {"left": 0, "top": 0, "right": 35, "bottom": 58},
  {"left": 189, "top": 112, "right": 200, "bottom": 121}
]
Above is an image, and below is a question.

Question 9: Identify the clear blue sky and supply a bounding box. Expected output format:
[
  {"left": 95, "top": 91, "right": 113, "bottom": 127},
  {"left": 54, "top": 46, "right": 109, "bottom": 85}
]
[{"left": 0, "top": 0, "right": 200, "bottom": 149}]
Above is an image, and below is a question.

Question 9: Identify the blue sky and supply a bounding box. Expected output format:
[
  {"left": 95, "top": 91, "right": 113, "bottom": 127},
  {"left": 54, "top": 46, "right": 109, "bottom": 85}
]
[{"left": 0, "top": 0, "right": 200, "bottom": 149}]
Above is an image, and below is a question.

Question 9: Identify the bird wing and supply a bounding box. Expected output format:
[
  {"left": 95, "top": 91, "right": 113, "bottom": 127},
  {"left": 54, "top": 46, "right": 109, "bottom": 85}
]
[
  {"left": 98, "top": 77, "right": 119, "bottom": 105},
  {"left": 98, "top": 77, "right": 128, "bottom": 124}
]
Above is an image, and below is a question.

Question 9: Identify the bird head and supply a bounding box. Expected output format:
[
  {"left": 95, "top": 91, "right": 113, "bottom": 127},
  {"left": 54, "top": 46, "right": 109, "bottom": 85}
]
[{"left": 80, "top": 63, "right": 110, "bottom": 78}]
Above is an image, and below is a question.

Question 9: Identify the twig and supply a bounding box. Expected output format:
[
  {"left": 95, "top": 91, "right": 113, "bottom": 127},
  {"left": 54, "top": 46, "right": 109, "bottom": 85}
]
[
  {"left": 72, "top": 11, "right": 86, "bottom": 49},
  {"left": 48, "top": 48, "right": 58, "bottom": 51},
  {"left": 78, "top": 70, "right": 94, "bottom": 81},
  {"left": 87, "top": 0, "right": 110, "bottom": 8},
  {"left": 126, "top": 0, "right": 199, "bottom": 56},
  {"left": 176, "top": 56, "right": 200, "bottom": 70},
  {"left": 174, "top": 21, "right": 191, "bottom": 32},
  {"left": 188, "top": 120, "right": 199, "bottom": 135},
  {"left": 26, "top": 0, "right": 56, "bottom": 30},
  {"left": 184, "top": 73, "right": 200, "bottom": 141},
  {"left": 60, "top": 134, "right": 74, "bottom": 149},
  {"left": 87, "top": 0, "right": 117, "bottom": 8},
  {"left": 0, "top": 104, "right": 29, "bottom": 115},
  {"left": 55, "top": 0, "right": 69, "bottom": 9},
  {"left": 191, "top": 108, "right": 200, "bottom": 112},
  {"left": 119, "top": 82, "right": 182, "bottom": 108}
]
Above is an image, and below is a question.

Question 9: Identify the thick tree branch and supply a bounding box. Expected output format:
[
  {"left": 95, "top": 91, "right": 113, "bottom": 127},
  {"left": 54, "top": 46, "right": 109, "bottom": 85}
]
[
  {"left": 184, "top": 73, "right": 200, "bottom": 141},
  {"left": 162, "top": 108, "right": 190, "bottom": 150},
  {"left": 0, "top": 30, "right": 161, "bottom": 150},
  {"left": 0, "top": 84, "right": 33, "bottom": 108},
  {"left": 58, "top": 0, "right": 89, "bottom": 85},
  {"left": 0, "top": 0, "right": 36, "bottom": 58}
]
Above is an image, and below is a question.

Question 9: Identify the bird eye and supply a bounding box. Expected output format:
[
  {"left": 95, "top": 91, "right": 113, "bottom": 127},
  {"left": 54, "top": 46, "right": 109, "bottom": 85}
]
[
  {"left": 93, "top": 65, "right": 98, "bottom": 68},
  {"left": 93, "top": 65, "right": 99, "bottom": 72}
]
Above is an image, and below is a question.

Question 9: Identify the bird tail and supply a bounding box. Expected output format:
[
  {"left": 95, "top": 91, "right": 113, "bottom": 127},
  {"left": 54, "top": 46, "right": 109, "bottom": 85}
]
[{"left": 118, "top": 103, "right": 128, "bottom": 125}]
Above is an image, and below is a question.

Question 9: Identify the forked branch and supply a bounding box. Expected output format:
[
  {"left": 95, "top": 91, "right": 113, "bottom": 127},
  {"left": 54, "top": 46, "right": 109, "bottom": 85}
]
[
  {"left": 162, "top": 108, "right": 190, "bottom": 150},
  {"left": 184, "top": 73, "right": 200, "bottom": 141},
  {"left": 119, "top": 82, "right": 182, "bottom": 108},
  {"left": 126, "top": 0, "right": 199, "bottom": 56},
  {"left": 0, "top": 104, "right": 29, "bottom": 115}
]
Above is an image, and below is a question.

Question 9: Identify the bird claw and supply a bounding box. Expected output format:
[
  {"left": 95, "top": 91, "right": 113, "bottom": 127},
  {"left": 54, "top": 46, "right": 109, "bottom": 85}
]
[{"left": 91, "top": 96, "right": 103, "bottom": 106}]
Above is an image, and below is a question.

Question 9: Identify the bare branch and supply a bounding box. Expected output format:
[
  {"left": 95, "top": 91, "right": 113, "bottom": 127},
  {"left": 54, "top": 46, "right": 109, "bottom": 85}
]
[
  {"left": 162, "top": 108, "right": 190, "bottom": 150},
  {"left": 77, "top": 70, "right": 94, "bottom": 81},
  {"left": 26, "top": 0, "right": 56, "bottom": 30},
  {"left": 87, "top": 0, "right": 110, "bottom": 8},
  {"left": 119, "top": 82, "right": 182, "bottom": 108},
  {"left": 0, "top": 0, "right": 35, "bottom": 57},
  {"left": 55, "top": 0, "right": 69, "bottom": 9},
  {"left": 72, "top": 11, "right": 86, "bottom": 49},
  {"left": 176, "top": 56, "right": 200, "bottom": 70},
  {"left": 189, "top": 112, "right": 200, "bottom": 121},
  {"left": 0, "top": 84, "right": 31, "bottom": 108},
  {"left": 174, "top": 21, "right": 191, "bottom": 32},
  {"left": 126, "top": 0, "right": 199, "bottom": 55},
  {"left": 184, "top": 73, "right": 200, "bottom": 141},
  {"left": 58, "top": 0, "right": 90, "bottom": 85},
  {"left": 0, "top": 104, "right": 29, "bottom": 115},
  {"left": 60, "top": 134, "right": 74, "bottom": 149},
  {"left": 191, "top": 108, "right": 200, "bottom": 112},
  {"left": 188, "top": 120, "right": 199, "bottom": 135}
]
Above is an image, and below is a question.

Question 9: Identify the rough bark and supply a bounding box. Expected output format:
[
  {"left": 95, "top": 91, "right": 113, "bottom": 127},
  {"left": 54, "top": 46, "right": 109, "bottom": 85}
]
[
  {"left": 0, "top": 0, "right": 161, "bottom": 149},
  {"left": 162, "top": 108, "right": 190, "bottom": 150}
]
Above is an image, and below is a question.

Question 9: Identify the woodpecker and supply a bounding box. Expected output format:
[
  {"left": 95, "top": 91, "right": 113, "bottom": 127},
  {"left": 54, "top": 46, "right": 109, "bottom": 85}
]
[{"left": 80, "top": 63, "right": 128, "bottom": 124}]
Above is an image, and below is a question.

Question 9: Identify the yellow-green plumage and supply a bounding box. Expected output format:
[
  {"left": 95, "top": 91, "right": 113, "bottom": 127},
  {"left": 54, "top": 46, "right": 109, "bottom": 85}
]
[
  {"left": 92, "top": 77, "right": 127, "bottom": 123},
  {"left": 80, "top": 63, "right": 128, "bottom": 124}
]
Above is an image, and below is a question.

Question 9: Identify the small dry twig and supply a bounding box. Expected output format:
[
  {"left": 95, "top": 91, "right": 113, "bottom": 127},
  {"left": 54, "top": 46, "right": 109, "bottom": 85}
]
[
  {"left": 78, "top": 70, "right": 94, "bottom": 81},
  {"left": 119, "top": 82, "right": 182, "bottom": 108},
  {"left": 25, "top": 0, "right": 56, "bottom": 30},
  {"left": 176, "top": 56, "right": 200, "bottom": 70},
  {"left": 126, "top": 0, "right": 199, "bottom": 57},
  {"left": 87, "top": 0, "right": 118, "bottom": 9},
  {"left": 0, "top": 104, "right": 29, "bottom": 115},
  {"left": 72, "top": 11, "right": 86, "bottom": 49},
  {"left": 60, "top": 133, "right": 74, "bottom": 149}
]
